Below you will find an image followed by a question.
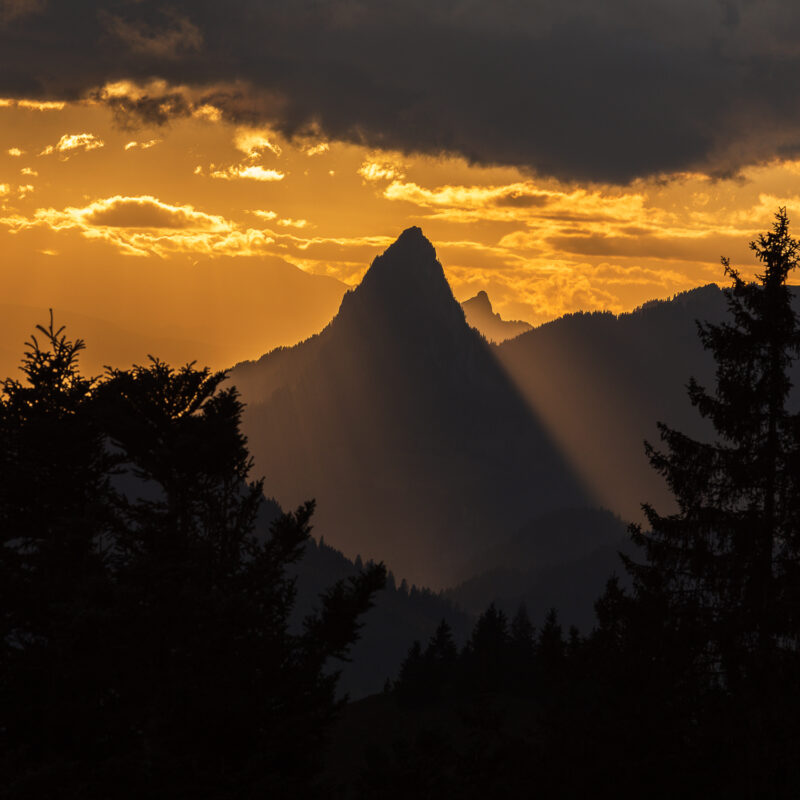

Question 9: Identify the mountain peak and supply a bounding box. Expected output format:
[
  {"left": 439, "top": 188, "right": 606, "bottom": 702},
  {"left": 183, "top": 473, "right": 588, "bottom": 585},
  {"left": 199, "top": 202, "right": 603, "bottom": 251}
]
[
  {"left": 332, "top": 226, "right": 468, "bottom": 345},
  {"left": 465, "top": 290, "right": 493, "bottom": 313},
  {"left": 461, "top": 290, "right": 532, "bottom": 343},
  {"left": 392, "top": 225, "right": 431, "bottom": 250},
  {"left": 352, "top": 227, "right": 451, "bottom": 301},
  {"left": 369, "top": 226, "right": 438, "bottom": 275}
]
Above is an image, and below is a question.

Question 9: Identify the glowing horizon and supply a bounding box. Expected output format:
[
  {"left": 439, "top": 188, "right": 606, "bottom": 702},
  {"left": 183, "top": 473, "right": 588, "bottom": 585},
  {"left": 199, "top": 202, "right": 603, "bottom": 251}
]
[{"left": 3, "top": 91, "right": 800, "bottom": 376}]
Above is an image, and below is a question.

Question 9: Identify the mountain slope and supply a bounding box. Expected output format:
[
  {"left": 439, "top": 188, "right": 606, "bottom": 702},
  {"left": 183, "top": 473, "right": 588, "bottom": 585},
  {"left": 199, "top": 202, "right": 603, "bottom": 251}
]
[
  {"left": 496, "top": 284, "right": 800, "bottom": 520},
  {"left": 461, "top": 290, "right": 532, "bottom": 342},
  {"left": 445, "top": 507, "right": 632, "bottom": 630},
  {"left": 232, "top": 228, "right": 589, "bottom": 587}
]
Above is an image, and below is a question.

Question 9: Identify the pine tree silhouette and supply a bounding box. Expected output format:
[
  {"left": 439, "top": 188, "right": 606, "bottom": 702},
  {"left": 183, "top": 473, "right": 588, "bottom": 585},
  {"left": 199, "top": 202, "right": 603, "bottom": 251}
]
[
  {"left": 622, "top": 208, "right": 800, "bottom": 792},
  {"left": 0, "top": 320, "right": 385, "bottom": 798}
]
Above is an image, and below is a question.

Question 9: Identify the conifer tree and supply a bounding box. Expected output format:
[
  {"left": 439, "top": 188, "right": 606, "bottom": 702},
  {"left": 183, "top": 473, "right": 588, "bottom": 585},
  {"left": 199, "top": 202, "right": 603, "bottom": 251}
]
[
  {"left": 426, "top": 618, "right": 458, "bottom": 666},
  {"left": 0, "top": 320, "right": 386, "bottom": 797},
  {"left": 626, "top": 208, "right": 800, "bottom": 688}
]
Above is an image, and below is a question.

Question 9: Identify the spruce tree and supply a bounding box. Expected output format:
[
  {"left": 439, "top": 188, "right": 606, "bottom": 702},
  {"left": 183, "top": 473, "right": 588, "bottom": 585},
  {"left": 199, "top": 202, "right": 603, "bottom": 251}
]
[
  {"left": 626, "top": 208, "right": 800, "bottom": 686},
  {"left": 617, "top": 210, "right": 800, "bottom": 794}
]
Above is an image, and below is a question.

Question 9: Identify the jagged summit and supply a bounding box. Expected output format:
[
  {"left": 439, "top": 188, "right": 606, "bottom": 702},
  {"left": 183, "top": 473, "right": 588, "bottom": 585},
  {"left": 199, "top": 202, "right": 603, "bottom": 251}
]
[
  {"left": 358, "top": 227, "right": 444, "bottom": 292},
  {"left": 337, "top": 227, "right": 465, "bottom": 335},
  {"left": 462, "top": 290, "right": 532, "bottom": 343},
  {"left": 470, "top": 290, "right": 493, "bottom": 312},
  {"left": 387, "top": 225, "right": 434, "bottom": 256}
]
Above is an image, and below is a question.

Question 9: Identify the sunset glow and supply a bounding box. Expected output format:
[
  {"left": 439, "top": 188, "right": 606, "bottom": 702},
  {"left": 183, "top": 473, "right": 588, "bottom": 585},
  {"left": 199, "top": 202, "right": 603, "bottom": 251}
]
[{"left": 2, "top": 84, "right": 800, "bottom": 377}]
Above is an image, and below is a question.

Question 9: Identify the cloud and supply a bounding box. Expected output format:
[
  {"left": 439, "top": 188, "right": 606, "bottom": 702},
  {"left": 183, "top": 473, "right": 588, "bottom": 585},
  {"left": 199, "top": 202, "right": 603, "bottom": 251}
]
[
  {"left": 17, "top": 99, "right": 63, "bottom": 111},
  {"left": 7, "top": 147, "right": 22, "bottom": 156},
  {"left": 4, "top": 1, "right": 800, "bottom": 182},
  {"left": 276, "top": 217, "right": 310, "bottom": 229},
  {"left": 0, "top": 97, "right": 64, "bottom": 110},
  {"left": 546, "top": 231, "right": 745, "bottom": 263},
  {"left": 103, "top": 11, "right": 202, "bottom": 59},
  {"left": 123, "top": 138, "right": 160, "bottom": 151},
  {"left": 248, "top": 209, "right": 309, "bottom": 228},
  {"left": 234, "top": 128, "right": 281, "bottom": 158},
  {"left": 79, "top": 195, "right": 231, "bottom": 230},
  {"left": 0, "top": 193, "right": 388, "bottom": 266},
  {"left": 39, "top": 133, "right": 104, "bottom": 158},
  {"left": 0, "top": 195, "right": 274, "bottom": 257},
  {"left": 359, "top": 156, "right": 405, "bottom": 182},
  {"left": 304, "top": 142, "right": 329, "bottom": 156},
  {"left": 208, "top": 164, "right": 284, "bottom": 182}
]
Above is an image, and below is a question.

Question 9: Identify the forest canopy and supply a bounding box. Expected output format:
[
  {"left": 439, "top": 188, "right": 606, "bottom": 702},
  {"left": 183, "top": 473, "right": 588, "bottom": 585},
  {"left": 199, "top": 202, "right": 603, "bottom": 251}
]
[{"left": 0, "top": 316, "right": 384, "bottom": 798}]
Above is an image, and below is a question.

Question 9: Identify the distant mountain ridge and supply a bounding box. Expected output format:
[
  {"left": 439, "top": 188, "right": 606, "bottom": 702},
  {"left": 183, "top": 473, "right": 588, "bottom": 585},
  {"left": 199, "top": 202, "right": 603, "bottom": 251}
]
[
  {"left": 445, "top": 507, "right": 632, "bottom": 630},
  {"left": 231, "top": 225, "right": 800, "bottom": 597},
  {"left": 461, "top": 290, "right": 532, "bottom": 342},
  {"left": 232, "top": 228, "right": 589, "bottom": 588}
]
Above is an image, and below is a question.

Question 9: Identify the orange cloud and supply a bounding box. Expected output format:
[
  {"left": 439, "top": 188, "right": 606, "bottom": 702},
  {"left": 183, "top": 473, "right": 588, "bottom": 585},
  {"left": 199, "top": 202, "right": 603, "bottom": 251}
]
[
  {"left": 17, "top": 99, "right": 65, "bottom": 111},
  {"left": 234, "top": 128, "right": 282, "bottom": 158},
  {"left": 209, "top": 165, "right": 284, "bottom": 182},
  {"left": 359, "top": 155, "right": 405, "bottom": 182},
  {"left": 39, "top": 133, "right": 104, "bottom": 158},
  {"left": 80, "top": 196, "right": 231, "bottom": 230},
  {"left": 0, "top": 98, "right": 65, "bottom": 111},
  {"left": 0, "top": 195, "right": 278, "bottom": 258},
  {"left": 123, "top": 139, "right": 160, "bottom": 151},
  {"left": 248, "top": 209, "right": 309, "bottom": 228},
  {"left": 305, "top": 142, "right": 329, "bottom": 156}
]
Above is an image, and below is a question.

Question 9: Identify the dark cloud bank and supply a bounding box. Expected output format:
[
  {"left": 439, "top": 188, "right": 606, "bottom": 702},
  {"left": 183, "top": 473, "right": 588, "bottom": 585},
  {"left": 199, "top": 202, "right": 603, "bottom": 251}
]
[{"left": 3, "top": 0, "right": 800, "bottom": 183}]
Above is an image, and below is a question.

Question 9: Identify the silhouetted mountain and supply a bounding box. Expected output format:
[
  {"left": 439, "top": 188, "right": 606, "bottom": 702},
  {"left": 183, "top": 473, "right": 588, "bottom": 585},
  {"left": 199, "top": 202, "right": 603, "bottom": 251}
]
[
  {"left": 233, "top": 235, "right": 800, "bottom": 591},
  {"left": 445, "top": 508, "right": 632, "bottom": 630},
  {"left": 496, "top": 284, "right": 744, "bottom": 520},
  {"left": 461, "top": 290, "right": 532, "bottom": 342},
  {"left": 463, "top": 506, "right": 625, "bottom": 578},
  {"left": 231, "top": 228, "right": 589, "bottom": 587}
]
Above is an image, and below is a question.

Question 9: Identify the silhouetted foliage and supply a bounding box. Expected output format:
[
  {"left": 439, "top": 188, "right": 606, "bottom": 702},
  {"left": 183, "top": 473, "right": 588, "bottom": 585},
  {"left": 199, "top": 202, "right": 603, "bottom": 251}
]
[
  {"left": 0, "top": 317, "right": 385, "bottom": 798},
  {"left": 608, "top": 208, "right": 800, "bottom": 793},
  {"left": 293, "top": 537, "right": 471, "bottom": 698}
]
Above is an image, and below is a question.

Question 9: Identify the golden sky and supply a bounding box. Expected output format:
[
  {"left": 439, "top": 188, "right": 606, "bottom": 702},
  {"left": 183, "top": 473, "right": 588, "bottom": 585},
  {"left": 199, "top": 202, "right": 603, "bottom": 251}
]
[{"left": 3, "top": 88, "right": 800, "bottom": 376}]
